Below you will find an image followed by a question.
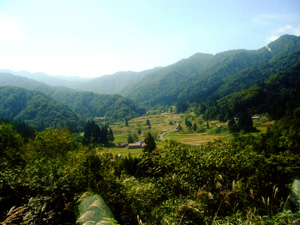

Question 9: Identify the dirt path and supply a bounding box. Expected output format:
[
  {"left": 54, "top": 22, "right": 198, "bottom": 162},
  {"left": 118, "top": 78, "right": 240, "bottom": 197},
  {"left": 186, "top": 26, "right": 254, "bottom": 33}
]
[
  {"left": 159, "top": 113, "right": 178, "bottom": 140},
  {"left": 159, "top": 128, "right": 177, "bottom": 140}
]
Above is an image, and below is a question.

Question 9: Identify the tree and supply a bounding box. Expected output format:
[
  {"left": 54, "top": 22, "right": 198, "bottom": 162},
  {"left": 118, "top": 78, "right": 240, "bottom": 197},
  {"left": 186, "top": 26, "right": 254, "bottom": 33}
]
[
  {"left": 0, "top": 124, "right": 23, "bottom": 167},
  {"left": 146, "top": 119, "right": 151, "bottom": 126},
  {"left": 138, "top": 128, "right": 142, "bottom": 135},
  {"left": 107, "top": 128, "right": 114, "bottom": 142},
  {"left": 143, "top": 132, "right": 156, "bottom": 155},
  {"left": 206, "top": 121, "right": 210, "bottom": 129},
  {"left": 177, "top": 124, "right": 182, "bottom": 131},
  {"left": 238, "top": 111, "right": 254, "bottom": 132},
  {"left": 83, "top": 120, "right": 109, "bottom": 145},
  {"left": 127, "top": 133, "right": 134, "bottom": 143},
  {"left": 176, "top": 101, "right": 188, "bottom": 113},
  {"left": 193, "top": 123, "right": 197, "bottom": 131},
  {"left": 125, "top": 119, "right": 129, "bottom": 127},
  {"left": 185, "top": 117, "right": 192, "bottom": 128},
  {"left": 228, "top": 117, "right": 238, "bottom": 132}
]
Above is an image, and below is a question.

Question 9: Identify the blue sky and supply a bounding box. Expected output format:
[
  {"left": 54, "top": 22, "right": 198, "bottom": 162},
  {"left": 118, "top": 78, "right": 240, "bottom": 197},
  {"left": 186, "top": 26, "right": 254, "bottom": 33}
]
[{"left": 0, "top": 0, "right": 299, "bottom": 77}]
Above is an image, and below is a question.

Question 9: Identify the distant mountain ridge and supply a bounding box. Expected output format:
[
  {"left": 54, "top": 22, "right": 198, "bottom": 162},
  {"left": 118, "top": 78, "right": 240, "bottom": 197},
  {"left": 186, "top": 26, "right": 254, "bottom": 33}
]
[
  {"left": 0, "top": 69, "right": 92, "bottom": 89},
  {"left": 77, "top": 68, "right": 161, "bottom": 94},
  {"left": 0, "top": 73, "right": 145, "bottom": 121},
  {"left": 1, "top": 34, "right": 299, "bottom": 114},
  {"left": 0, "top": 68, "right": 161, "bottom": 95}
]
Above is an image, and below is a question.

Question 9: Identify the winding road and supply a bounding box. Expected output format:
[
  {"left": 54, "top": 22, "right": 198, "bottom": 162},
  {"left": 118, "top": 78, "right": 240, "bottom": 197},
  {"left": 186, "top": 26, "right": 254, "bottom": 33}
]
[{"left": 159, "top": 113, "right": 177, "bottom": 140}]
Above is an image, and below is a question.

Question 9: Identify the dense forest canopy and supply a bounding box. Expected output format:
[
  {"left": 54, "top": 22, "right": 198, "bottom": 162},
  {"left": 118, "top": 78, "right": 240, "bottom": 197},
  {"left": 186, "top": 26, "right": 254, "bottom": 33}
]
[
  {"left": 125, "top": 35, "right": 300, "bottom": 107},
  {"left": 0, "top": 74, "right": 145, "bottom": 122},
  {"left": 0, "top": 86, "right": 84, "bottom": 131}
]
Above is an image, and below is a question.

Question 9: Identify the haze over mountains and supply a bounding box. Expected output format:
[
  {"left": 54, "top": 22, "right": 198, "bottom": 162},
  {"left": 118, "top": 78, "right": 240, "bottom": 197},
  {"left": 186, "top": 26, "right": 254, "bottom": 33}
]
[
  {"left": 0, "top": 34, "right": 299, "bottom": 129},
  {"left": 0, "top": 69, "right": 92, "bottom": 89},
  {"left": 2, "top": 35, "right": 299, "bottom": 99}
]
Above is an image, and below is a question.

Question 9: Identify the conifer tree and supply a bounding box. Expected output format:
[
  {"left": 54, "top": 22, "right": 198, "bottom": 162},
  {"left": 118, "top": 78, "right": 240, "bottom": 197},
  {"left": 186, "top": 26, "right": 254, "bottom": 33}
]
[
  {"left": 146, "top": 119, "right": 151, "bottom": 126},
  {"left": 144, "top": 132, "right": 156, "bottom": 155},
  {"left": 109, "top": 128, "right": 114, "bottom": 141},
  {"left": 238, "top": 111, "right": 254, "bottom": 132},
  {"left": 193, "top": 123, "right": 197, "bottom": 131},
  {"left": 127, "top": 133, "right": 134, "bottom": 143}
]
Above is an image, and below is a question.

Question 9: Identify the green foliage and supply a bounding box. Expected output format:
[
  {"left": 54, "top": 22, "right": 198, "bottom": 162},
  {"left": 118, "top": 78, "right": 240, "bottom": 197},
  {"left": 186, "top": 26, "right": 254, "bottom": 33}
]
[
  {"left": 83, "top": 120, "right": 112, "bottom": 146},
  {"left": 48, "top": 91, "right": 146, "bottom": 122},
  {"left": 0, "top": 123, "right": 23, "bottom": 169},
  {"left": 185, "top": 116, "right": 192, "bottom": 128},
  {"left": 145, "top": 119, "right": 151, "bottom": 126},
  {"left": 218, "top": 62, "right": 300, "bottom": 121},
  {"left": 126, "top": 35, "right": 300, "bottom": 108},
  {"left": 284, "top": 179, "right": 300, "bottom": 213},
  {"left": 237, "top": 110, "right": 255, "bottom": 132},
  {"left": 0, "top": 86, "right": 83, "bottom": 131},
  {"left": 0, "top": 74, "right": 146, "bottom": 123},
  {"left": 143, "top": 132, "right": 156, "bottom": 155},
  {"left": 0, "top": 125, "right": 125, "bottom": 224},
  {"left": 1, "top": 88, "right": 300, "bottom": 224},
  {"left": 127, "top": 133, "right": 134, "bottom": 143}
]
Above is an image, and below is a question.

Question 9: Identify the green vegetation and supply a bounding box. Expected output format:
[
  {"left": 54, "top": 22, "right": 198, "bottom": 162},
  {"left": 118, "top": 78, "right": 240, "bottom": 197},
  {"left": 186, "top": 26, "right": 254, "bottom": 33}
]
[
  {"left": 126, "top": 35, "right": 300, "bottom": 108},
  {"left": 47, "top": 90, "right": 145, "bottom": 121},
  {"left": 0, "top": 86, "right": 83, "bottom": 131},
  {"left": 0, "top": 74, "right": 145, "bottom": 122},
  {"left": 83, "top": 120, "right": 114, "bottom": 146},
  {"left": 0, "top": 34, "right": 300, "bottom": 224},
  {"left": 127, "top": 133, "right": 134, "bottom": 143},
  {"left": 1, "top": 107, "right": 300, "bottom": 224}
]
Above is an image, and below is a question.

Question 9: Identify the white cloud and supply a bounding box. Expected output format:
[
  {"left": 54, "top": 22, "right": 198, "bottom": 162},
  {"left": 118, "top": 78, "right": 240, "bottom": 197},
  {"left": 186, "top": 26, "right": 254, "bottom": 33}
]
[
  {"left": 267, "top": 35, "right": 279, "bottom": 42},
  {"left": 276, "top": 24, "right": 300, "bottom": 36},
  {"left": 0, "top": 17, "right": 28, "bottom": 42},
  {"left": 267, "top": 24, "right": 300, "bottom": 43}
]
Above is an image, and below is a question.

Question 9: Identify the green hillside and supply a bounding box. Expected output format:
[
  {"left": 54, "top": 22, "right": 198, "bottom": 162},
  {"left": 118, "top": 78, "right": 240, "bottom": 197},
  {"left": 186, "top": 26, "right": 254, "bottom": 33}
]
[
  {"left": 77, "top": 68, "right": 160, "bottom": 95},
  {"left": 0, "top": 74, "right": 145, "bottom": 121},
  {"left": 125, "top": 35, "right": 300, "bottom": 106},
  {"left": 0, "top": 86, "right": 83, "bottom": 130},
  {"left": 217, "top": 62, "right": 300, "bottom": 120}
]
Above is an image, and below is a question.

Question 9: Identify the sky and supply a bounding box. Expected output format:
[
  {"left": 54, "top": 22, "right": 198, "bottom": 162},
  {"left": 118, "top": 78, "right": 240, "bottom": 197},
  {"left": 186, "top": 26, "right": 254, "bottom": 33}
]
[{"left": 0, "top": 0, "right": 299, "bottom": 77}]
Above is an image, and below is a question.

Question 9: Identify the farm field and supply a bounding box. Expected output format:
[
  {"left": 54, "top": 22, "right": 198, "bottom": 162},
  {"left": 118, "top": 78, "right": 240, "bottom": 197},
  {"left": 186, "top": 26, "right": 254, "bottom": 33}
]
[
  {"left": 100, "top": 112, "right": 274, "bottom": 157},
  {"left": 103, "top": 112, "right": 224, "bottom": 156},
  {"left": 164, "top": 132, "right": 225, "bottom": 145}
]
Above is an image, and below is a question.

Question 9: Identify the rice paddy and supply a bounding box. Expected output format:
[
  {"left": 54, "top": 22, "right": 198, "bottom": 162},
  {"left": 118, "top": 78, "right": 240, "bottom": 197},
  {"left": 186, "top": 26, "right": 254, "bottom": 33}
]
[{"left": 99, "top": 111, "right": 274, "bottom": 157}]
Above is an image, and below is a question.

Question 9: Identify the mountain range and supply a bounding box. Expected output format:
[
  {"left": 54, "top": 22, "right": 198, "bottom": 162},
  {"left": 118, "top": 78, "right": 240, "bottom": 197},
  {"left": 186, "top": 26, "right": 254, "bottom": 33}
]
[
  {"left": 4, "top": 35, "right": 299, "bottom": 103},
  {"left": 0, "top": 34, "right": 299, "bottom": 130}
]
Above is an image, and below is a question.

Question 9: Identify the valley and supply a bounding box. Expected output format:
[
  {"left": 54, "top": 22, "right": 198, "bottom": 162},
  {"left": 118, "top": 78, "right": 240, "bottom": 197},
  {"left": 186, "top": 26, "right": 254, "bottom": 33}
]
[{"left": 0, "top": 34, "right": 299, "bottom": 224}]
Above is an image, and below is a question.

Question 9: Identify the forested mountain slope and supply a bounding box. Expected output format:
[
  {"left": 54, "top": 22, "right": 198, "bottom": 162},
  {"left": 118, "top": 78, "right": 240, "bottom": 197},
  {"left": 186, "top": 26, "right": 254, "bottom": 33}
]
[
  {"left": 0, "top": 73, "right": 145, "bottom": 120},
  {"left": 77, "top": 68, "right": 160, "bottom": 94},
  {"left": 217, "top": 62, "right": 300, "bottom": 120},
  {"left": 0, "top": 86, "right": 83, "bottom": 130},
  {"left": 125, "top": 35, "right": 300, "bottom": 105}
]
